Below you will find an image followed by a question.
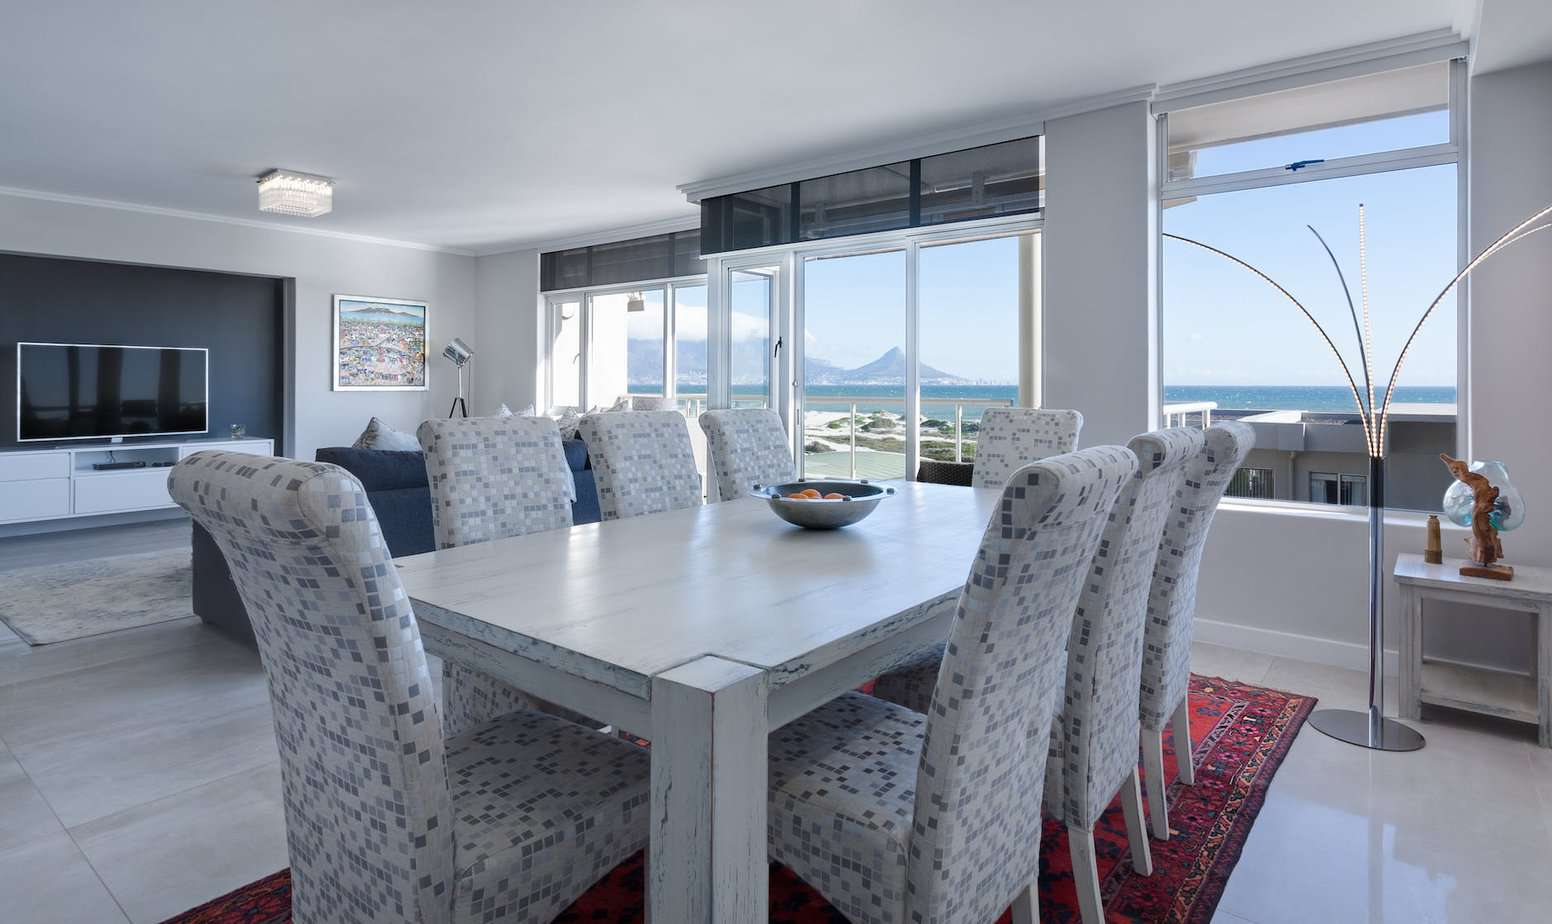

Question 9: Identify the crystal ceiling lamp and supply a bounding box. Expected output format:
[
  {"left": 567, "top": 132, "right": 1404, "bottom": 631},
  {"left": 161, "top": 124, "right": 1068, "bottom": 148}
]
[{"left": 256, "top": 169, "right": 334, "bottom": 217}]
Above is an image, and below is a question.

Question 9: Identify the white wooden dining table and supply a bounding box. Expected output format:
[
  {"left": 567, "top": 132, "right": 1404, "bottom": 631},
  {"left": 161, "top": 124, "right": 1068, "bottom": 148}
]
[{"left": 393, "top": 480, "right": 1001, "bottom": 923}]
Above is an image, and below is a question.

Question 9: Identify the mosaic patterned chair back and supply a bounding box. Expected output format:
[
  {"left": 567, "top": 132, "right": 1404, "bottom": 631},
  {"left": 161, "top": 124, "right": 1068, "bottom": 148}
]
[
  {"left": 699, "top": 408, "right": 795, "bottom": 502},
  {"left": 579, "top": 410, "right": 703, "bottom": 520},
  {"left": 167, "top": 451, "right": 457, "bottom": 924},
  {"left": 1140, "top": 421, "right": 1255, "bottom": 730},
  {"left": 971, "top": 407, "right": 1085, "bottom": 490},
  {"left": 906, "top": 445, "right": 1136, "bottom": 923},
  {"left": 1050, "top": 427, "right": 1203, "bottom": 829},
  {"left": 417, "top": 415, "right": 575, "bottom": 549}
]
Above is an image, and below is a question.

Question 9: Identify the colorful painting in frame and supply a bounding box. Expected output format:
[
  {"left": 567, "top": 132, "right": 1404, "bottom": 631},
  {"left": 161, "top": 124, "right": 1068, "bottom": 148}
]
[{"left": 332, "top": 295, "right": 429, "bottom": 391}]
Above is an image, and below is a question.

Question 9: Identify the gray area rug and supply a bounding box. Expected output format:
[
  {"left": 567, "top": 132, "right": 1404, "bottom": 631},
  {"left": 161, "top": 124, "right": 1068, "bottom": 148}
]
[{"left": 0, "top": 548, "right": 193, "bottom": 645}]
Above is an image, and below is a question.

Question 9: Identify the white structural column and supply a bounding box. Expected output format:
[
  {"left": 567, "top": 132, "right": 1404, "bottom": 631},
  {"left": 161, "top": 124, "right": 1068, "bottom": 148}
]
[
  {"left": 648, "top": 656, "right": 770, "bottom": 923},
  {"left": 1041, "top": 100, "right": 1157, "bottom": 446}
]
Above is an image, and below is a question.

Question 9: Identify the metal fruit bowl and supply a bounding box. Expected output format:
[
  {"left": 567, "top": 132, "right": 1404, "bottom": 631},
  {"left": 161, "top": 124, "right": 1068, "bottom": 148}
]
[{"left": 751, "top": 479, "right": 895, "bottom": 530}]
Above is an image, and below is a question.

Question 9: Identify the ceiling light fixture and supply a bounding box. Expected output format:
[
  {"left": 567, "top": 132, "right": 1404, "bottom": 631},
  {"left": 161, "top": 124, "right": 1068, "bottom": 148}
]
[{"left": 256, "top": 169, "right": 334, "bottom": 217}]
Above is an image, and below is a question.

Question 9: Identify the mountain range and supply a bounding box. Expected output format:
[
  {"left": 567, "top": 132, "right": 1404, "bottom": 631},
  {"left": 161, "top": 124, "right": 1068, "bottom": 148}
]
[{"left": 629, "top": 340, "right": 965, "bottom": 386}]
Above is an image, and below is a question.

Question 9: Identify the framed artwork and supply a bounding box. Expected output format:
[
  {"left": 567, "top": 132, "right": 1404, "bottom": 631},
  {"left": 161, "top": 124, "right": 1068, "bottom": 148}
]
[{"left": 332, "top": 295, "right": 429, "bottom": 391}]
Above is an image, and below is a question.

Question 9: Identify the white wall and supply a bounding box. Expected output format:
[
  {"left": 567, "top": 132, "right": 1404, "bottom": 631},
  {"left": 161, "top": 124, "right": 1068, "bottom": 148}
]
[
  {"left": 0, "top": 192, "right": 476, "bottom": 460},
  {"left": 1469, "top": 60, "right": 1552, "bottom": 573},
  {"left": 471, "top": 248, "right": 541, "bottom": 416},
  {"left": 1041, "top": 100, "right": 1158, "bottom": 447}
]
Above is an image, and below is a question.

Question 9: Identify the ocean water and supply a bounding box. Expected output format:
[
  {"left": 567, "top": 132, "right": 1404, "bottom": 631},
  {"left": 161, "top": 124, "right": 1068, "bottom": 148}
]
[{"left": 643, "top": 383, "right": 1456, "bottom": 416}]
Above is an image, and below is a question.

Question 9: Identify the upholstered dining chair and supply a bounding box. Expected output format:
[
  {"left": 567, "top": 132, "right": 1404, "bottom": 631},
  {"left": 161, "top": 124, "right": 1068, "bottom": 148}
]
[
  {"left": 168, "top": 451, "right": 650, "bottom": 924},
  {"left": 699, "top": 408, "right": 795, "bottom": 502},
  {"left": 767, "top": 446, "right": 1137, "bottom": 924},
  {"left": 579, "top": 410, "right": 702, "bottom": 520},
  {"left": 1044, "top": 426, "right": 1202, "bottom": 924},
  {"left": 971, "top": 407, "right": 1084, "bottom": 490},
  {"left": 418, "top": 415, "right": 582, "bottom": 737},
  {"left": 1138, "top": 421, "right": 1255, "bottom": 840}
]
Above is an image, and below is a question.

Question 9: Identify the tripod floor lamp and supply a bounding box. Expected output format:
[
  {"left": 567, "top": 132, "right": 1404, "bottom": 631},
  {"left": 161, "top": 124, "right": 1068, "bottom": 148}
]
[
  {"left": 443, "top": 337, "right": 474, "bottom": 418},
  {"left": 1167, "top": 201, "right": 1552, "bottom": 752}
]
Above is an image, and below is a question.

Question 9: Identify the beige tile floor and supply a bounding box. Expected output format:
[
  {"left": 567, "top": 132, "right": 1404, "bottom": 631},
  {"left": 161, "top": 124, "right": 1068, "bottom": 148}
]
[{"left": 1, "top": 524, "right": 1548, "bottom": 923}]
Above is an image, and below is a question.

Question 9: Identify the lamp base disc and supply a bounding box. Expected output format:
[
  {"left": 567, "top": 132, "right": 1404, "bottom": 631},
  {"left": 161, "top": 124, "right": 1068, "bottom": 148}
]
[{"left": 1308, "top": 708, "right": 1425, "bottom": 751}]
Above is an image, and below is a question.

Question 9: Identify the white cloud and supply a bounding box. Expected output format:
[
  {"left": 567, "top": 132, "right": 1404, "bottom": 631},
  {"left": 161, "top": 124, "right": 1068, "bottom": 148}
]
[{"left": 671, "top": 304, "right": 768, "bottom": 342}]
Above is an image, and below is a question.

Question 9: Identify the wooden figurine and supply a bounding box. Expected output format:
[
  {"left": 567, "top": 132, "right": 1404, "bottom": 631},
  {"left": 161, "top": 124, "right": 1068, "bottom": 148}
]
[{"left": 1440, "top": 453, "right": 1513, "bottom": 580}]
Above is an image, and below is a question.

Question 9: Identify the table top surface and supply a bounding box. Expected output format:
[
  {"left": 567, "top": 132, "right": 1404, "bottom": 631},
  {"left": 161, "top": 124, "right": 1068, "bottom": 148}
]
[
  {"left": 1394, "top": 553, "right": 1552, "bottom": 601},
  {"left": 396, "top": 481, "right": 1000, "bottom": 695}
]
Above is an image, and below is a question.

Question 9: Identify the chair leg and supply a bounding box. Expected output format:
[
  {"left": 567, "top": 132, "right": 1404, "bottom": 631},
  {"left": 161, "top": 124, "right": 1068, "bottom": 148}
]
[
  {"left": 1141, "top": 727, "right": 1170, "bottom": 840},
  {"left": 1172, "top": 694, "right": 1196, "bottom": 785},
  {"left": 1069, "top": 828, "right": 1104, "bottom": 924},
  {"left": 1010, "top": 880, "right": 1039, "bottom": 924},
  {"left": 1120, "top": 767, "right": 1154, "bottom": 876}
]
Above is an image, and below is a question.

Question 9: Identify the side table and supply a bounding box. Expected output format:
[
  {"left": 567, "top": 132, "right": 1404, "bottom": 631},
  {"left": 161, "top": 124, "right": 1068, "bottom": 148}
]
[{"left": 1395, "top": 553, "right": 1551, "bottom": 747}]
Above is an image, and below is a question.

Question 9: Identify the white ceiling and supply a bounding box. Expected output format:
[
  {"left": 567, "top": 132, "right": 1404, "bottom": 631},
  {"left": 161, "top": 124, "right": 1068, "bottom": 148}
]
[{"left": 0, "top": 0, "right": 1485, "bottom": 254}]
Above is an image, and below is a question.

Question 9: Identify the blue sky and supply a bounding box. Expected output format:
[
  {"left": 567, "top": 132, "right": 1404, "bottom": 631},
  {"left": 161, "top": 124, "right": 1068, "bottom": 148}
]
[{"left": 1165, "top": 110, "right": 1456, "bottom": 389}]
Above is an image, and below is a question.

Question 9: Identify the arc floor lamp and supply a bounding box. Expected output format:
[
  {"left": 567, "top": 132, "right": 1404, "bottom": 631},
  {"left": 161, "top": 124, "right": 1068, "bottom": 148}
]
[{"left": 1167, "top": 201, "right": 1552, "bottom": 751}]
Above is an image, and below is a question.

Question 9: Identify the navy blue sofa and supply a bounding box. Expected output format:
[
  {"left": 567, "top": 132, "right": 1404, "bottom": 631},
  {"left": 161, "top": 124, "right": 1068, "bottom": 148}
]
[{"left": 192, "top": 439, "right": 600, "bottom": 643}]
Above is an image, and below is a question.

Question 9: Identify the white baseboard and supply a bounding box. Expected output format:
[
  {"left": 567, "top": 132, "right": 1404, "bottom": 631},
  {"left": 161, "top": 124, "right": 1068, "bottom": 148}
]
[{"left": 1196, "top": 618, "right": 1400, "bottom": 675}]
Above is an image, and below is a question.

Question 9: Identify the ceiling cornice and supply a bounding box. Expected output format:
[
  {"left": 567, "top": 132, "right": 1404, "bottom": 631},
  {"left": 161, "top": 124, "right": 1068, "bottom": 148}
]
[
  {"left": 676, "top": 84, "right": 1156, "bottom": 203},
  {"left": 0, "top": 184, "right": 476, "bottom": 257},
  {"left": 475, "top": 212, "right": 701, "bottom": 257}
]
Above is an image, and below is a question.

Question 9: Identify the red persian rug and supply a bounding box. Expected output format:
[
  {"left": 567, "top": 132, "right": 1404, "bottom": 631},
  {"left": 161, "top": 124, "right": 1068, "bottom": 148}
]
[{"left": 164, "top": 675, "right": 1312, "bottom": 924}]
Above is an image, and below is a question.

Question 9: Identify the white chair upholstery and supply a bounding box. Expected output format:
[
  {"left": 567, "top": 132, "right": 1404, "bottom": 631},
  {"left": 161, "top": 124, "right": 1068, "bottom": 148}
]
[
  {"left": 418, "top": 416, "right": 587, "bottom": 737},
  {"left": 767, "top": 446, "right": 1137, "bottom": 924},
  {"left": 579, "top": 410, "right": 702, "bottom": 520},
  {"left": 1138, "top": 421, "right": 1255, "bottom": 839},
  {"left": 699, "top": 408, "right": 795, "bottom": 502},
  {"left": 971, "top": 407, "right": 1084, "bottom": 490},
  {"left": 1044, "top": 427, "right": 1202, "bottom": 924},
  {"left": 169, "top": 451, "right": 649, "bottom": 924}
]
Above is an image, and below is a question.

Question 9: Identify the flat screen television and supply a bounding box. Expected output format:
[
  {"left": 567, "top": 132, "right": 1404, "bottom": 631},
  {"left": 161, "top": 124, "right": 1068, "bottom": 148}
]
[{"left": 17, "top": 342, "right": 209, "bottom": 442}]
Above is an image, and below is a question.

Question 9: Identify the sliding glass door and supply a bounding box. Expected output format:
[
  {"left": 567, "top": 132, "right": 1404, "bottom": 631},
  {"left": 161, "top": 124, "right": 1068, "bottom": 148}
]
[
  {"left": 783, "top": 226, "right": 1037, "bottom": 480},
  {"left": 800, "top": 249, "right": 909, "bottom": 479}
]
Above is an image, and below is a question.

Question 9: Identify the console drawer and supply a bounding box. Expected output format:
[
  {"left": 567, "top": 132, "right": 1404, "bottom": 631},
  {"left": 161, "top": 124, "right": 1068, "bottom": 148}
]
[
  {"left": 0, "top": 478, "right": 71, "bottom": 522},
  {"left": 179, "top": 440, "right": 275, "bottom": 459},
  {"left": 73, "top": 468, "right": 176, "bottom": 514},
  {"left": 0, "top": 452, "right": 69, "bottom": 482}
]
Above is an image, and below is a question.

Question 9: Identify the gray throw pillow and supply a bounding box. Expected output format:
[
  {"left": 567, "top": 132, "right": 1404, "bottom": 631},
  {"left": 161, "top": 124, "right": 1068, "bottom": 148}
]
[{"left": 352, "top": 417, "right": 422, "bottom": 452}]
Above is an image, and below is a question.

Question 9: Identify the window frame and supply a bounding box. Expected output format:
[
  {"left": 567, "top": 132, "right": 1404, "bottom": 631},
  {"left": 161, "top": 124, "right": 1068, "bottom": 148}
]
[
  {"left": 1154, "top": 58, "right": 1469, "bottom": 514},
  {"left": 543, "top": 273, "right": 708, "bottom": 412},
  {"left": 705, "top": 213, "right": 1043, "bottom": 477}
]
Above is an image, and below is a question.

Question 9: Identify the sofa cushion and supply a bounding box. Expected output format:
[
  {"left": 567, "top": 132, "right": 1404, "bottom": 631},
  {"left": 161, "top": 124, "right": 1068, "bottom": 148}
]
[
  {"left": 316, "top": 447, "right": 428, "bottom": 493},
  {"left": 561, "top": 438, "right": 590, "bottom": 473}
]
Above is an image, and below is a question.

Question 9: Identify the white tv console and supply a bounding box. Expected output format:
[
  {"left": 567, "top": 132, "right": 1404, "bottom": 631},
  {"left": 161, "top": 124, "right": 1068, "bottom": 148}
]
[{"left": 0, "top": 437, "right": 275, "bottom": 526}]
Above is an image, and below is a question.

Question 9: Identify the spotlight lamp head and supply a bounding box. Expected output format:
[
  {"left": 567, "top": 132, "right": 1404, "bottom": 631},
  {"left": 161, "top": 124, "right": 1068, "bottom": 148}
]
[{"left": 442, "top": 338, "right": 474, "bottom": 367}]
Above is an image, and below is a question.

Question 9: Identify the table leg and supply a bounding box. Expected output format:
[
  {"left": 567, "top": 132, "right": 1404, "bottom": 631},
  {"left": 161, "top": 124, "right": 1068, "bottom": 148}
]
[
  {"left": 1538, "top": 604, "right": 1550, "bottom": 749},
  {"left": 1399, "top": 585, "right": 1422, "bottom": 721},
  {"left": 648, "top": 656, "right": 770, "bottom": 923}
]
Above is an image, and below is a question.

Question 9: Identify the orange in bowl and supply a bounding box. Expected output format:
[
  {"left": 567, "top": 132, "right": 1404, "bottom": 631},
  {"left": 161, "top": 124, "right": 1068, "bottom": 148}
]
[{"left": 823, "top": 492, "right": 846, "bottom": 500}]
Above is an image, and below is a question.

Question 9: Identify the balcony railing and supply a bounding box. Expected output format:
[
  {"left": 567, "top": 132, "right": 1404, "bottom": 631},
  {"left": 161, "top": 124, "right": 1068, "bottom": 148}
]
[
  {"left": 1162, "top": 400, "right": 1217, "bottom": 428},
  {"left": 801, "top": 395, "right": 1015, "bottom": 480}
]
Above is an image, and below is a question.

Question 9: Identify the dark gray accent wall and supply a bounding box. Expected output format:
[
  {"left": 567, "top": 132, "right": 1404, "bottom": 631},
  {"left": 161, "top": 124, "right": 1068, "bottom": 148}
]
[{"left": 0, "top": 253, "right": 285, "bottom": 450}]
